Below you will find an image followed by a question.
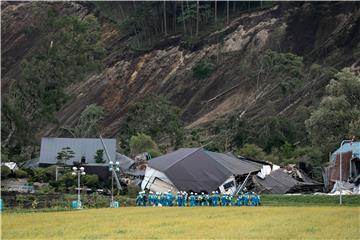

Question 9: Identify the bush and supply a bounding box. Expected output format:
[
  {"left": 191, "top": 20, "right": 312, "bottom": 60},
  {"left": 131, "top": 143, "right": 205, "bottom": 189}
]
[
  {"left": 192, "top": 60, "right": 215, "bottom": 79},
  {"left": 58, "top": 173, "right": 76, "bottom": 188},
  {"left": 15, "top": 169, "right": 28, "bottom": 178},
  {"left": 83, "top": 174, "right": 99, "bottom": 189},
  {"left": 29, "top": 166, "right": 57, "bottom": 182},
  {"left": 129, "top": 133, "right": 159, "bottom": 157},
  {"left": 1, "top": 165, "right": 11, "bottom": 179},
  {"left": 147, "top": 149, "right": 161, "bottom": 159},
  {"left": 237, "top": 144, "right": 266, "bottom": 160}
]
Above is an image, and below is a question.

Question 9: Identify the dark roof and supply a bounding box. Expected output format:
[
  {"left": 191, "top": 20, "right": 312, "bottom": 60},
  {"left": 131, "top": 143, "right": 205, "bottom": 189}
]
[
  {"left": 254, "top": 169, "right": 322, "bottom": 194},
  {"left": 148, "top": 148, "right": 262, "bottom": 193},
  {"left": 39, "top": 138, "right": 116, "bottom": 165},
  {"left": 116, "top": 153, "right": 135, "bottom": 170}
]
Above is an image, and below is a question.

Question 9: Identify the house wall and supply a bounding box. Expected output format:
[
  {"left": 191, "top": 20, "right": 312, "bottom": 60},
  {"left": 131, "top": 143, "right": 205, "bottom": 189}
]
[{"left": 141, "top": 167, "right": 177, "bottom": 193}]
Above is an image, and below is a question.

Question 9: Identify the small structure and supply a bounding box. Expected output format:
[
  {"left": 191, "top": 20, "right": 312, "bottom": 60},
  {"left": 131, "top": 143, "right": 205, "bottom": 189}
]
[
  {"left": 326, "top": 142, "right": 360, "bottom": 191},
  {"left": 141, "top": 148, "right": 263, "bottom": 193},
  {"left": 2, "top": 162, "right": 18, "bottom": 173}
]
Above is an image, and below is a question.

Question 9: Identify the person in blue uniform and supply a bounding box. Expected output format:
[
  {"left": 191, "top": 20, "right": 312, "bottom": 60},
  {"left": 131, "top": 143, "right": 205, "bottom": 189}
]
[
  {"left": 189, "top": 192, "right": 196, "bottom": 207},
  {"left": 176, "top": 192, "right": 181, "bottom": 206},
  {"left": 226, "top": 192, "right": 232, "bottom": 206},
  {"left": 214, "top": 191, "right": 220, "bottom": 206},
  {"left": 167, "top": 190, "right": 173, "bottom": 207},
  {"left": 142, "top": 191, "right": 147, "bottom": 206},
  {"left": 182, "top": 191, "right": 188, "bottom": 207},
  {"left": 221, "top": 193, "right": 227, "bottom": 206},
  {"left": 148, "top": 191, "right": 154, "bottom": 206},
  {"left": 194, "top": 193, "right": 199, "bottom": 206},
  {"left": 136, "top": 192, "right": 142, "bottom": 206}
]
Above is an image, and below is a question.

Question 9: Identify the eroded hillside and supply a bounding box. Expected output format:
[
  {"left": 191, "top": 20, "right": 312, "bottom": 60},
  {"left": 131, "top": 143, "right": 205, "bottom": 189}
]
[{"left": 1, "top": 1, "right": 360, "bottom": 155}]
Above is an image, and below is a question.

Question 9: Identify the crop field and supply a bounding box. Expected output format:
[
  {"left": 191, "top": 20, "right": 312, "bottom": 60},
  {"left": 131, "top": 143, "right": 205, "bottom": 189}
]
[{"left": 2, "top": 206, "right": 359, "bottom": 239}]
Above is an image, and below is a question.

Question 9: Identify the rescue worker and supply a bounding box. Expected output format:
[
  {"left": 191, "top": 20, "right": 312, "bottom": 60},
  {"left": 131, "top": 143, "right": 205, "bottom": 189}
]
[
  {"left": 167, "top": 190, "right": 173, "bottom": 207},
  {"left": 155, "top": 192, "right": 161, "bottom": 206},
  {"left": 221, "top": 193, "right": 227, "bottom": 206},
  {"left": 136, "top": 192, "right": 142, "bottom": 206},
  {"left": 226, "top": 192, "right": 232, "bottom": 206},
  {"left": 176, "top": 192, "right": 181, "bottom": 206},
  {"left": 148, "top": 191, "right": 154, "bottom": 206},
  {"left": 189, "top": 192, "right": 196, "bottom": 207},
  {"left": 142, "top": 191, "right": 147, "bottom": 206},
  {"left": 195, "top": 193, "right": 199, "bottom": 206},
  {"left": 214, "top": 191, "right": 220, "bottom": 206},
  {"left": 182, "top": 191, "right": 187, "bottom": 207}
]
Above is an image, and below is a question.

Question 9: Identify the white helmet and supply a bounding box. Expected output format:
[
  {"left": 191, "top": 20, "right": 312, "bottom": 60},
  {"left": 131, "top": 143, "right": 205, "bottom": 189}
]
[
  {"left": 191, "top": 192, "right": 193, "bottom": 195},
  {"left": 212, "top": 191, "right": 215, "bottom": 194},
  {"left": 195, "top": 193, "right": 198, "bottom": 195}
]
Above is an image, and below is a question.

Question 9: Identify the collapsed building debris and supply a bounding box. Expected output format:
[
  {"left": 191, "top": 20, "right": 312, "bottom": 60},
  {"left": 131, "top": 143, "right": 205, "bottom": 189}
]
[
  {"left": 324, "top": 142, "right": 360, "bottom": 194},
  {"left": 251, "top": 168, "right": 323, "bottom": 194}
]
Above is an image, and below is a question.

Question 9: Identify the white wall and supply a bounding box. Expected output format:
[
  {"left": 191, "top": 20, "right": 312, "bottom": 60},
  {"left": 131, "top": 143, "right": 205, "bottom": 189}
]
[{"left": 141, "top": 166, "right": 177, "bottom": 192}]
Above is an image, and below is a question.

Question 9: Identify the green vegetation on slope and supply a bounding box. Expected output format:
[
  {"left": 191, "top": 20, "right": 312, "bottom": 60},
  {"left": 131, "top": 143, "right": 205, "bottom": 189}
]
[{"left": 1, "top": 13, "right": 105, "bottom": 162}]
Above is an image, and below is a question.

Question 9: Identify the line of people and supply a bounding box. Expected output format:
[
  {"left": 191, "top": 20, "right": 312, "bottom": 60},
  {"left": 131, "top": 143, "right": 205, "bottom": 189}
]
[{"left": 136, "top": 190, "right": 261, "bottom": 207}]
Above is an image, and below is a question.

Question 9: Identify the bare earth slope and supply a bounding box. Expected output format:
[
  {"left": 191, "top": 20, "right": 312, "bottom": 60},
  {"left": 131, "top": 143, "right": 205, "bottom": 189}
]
[{"left": 1, "top": 2, "right": 360, "bottom": 139}]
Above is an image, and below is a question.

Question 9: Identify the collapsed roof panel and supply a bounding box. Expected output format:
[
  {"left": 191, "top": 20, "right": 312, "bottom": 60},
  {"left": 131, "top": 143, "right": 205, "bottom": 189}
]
[
  {"left": 253, "top": 169, "right": 323, "bottom": 194},
  {"left": 147, "top": 148, "right": 262, "bottom": 193}
]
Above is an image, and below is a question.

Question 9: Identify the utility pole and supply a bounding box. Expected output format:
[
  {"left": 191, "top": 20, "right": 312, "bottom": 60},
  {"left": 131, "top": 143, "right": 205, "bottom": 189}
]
[{"left": 339, "top": 139, "right": 353, "bottom": 205}]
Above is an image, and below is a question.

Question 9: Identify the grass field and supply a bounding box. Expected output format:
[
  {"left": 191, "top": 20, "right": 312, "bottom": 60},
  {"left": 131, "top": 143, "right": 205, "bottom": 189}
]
[{"left": 2, "top": 206, "right": 359, "bottom": 239}]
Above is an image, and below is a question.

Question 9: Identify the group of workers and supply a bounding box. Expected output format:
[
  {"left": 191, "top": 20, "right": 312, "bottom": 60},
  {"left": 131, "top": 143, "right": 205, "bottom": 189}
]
[{"left": 136, "top": 190, "right": 261, "bottom": 207}]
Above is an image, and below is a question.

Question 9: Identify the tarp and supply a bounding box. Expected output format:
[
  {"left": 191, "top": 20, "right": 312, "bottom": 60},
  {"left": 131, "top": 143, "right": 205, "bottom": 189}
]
[{"left": 148, "top": 148, "right": 262, "bottom": 193}]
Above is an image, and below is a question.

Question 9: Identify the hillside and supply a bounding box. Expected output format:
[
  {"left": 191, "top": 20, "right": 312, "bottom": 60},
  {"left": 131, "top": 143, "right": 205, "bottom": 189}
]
[{"left": 1, "top": 1, "right": 360, "bottom": 162}]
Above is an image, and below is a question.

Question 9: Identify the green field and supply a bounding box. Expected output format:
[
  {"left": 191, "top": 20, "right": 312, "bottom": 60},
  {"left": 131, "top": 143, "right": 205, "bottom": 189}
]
[{"left": 2, "top": 206, "right": 359, "bottom": 239}]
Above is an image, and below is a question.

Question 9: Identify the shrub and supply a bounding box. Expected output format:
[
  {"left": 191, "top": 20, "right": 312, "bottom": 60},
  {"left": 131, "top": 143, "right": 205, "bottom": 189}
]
[
  {"left": 1, "top": 166, "right": 11, "bottom": 179},
  {"left": 192, "top": 60, "right": 215, "bottom": 79},
  {"left": 237, "top": 144, "right": 266, "bottom": 160},
  {"left": 15, "top": 169, "right": 28, "bottom": 178},
  {"left": 83, "top": 174, "right": 99, "bottom": 189}
]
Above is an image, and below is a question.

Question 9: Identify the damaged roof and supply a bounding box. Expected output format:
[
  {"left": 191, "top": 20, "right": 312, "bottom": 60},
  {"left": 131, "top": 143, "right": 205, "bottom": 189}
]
[
  {"left": 253, "top": 169, "right": 323, "bottom": 194},
  {"left": 149, "top": 148, "right": 262, "bottom": 193},
  {"left": 330, "top": 142, "right": 360, "bottom": 161}
]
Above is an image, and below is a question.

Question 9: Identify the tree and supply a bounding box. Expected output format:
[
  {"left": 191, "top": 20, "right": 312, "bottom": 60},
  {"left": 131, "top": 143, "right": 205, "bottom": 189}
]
[
  {"left": 56, "top": 147, "right": 75, "bottom": 166},
  {"left": 129, "top": 133, "right": 159, "bottom": 157},
  {"left": 306, "top": 68, "right": 360, "bottom": 156},
  {"left": 63, "top": 104, "right": 104, "bottom": 138},
  {"left": 94, "top": 149, "right": 105, "bottom": 163},
  {"left": 2, "top": 14, "right": 104, "bottom": 164},
  {"left": 237, "top": 144, "right": 266, "bottom": 160},
  {"left": 163, "top": 0, "right": 167, "bottom": 36},
  {"left": 120, "top": 95, "right": 183, "bottom": 151}
]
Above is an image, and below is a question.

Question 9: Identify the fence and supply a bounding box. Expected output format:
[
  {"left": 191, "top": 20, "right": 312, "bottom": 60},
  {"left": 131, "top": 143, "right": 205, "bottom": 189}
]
[{"left": 1, "top": 192, "right": 136, "bottom": 210}]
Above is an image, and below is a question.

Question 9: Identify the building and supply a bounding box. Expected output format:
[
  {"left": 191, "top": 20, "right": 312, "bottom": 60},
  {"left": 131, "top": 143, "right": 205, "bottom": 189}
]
[
  {"left": 39, "top": 137, "right": 116, "bottom": 166},
  {"left": 141, "top": 148, "right": 263, "bottom": 194},
  {"left": 327, "top": 142, "right": 360, "bottom": 188}
]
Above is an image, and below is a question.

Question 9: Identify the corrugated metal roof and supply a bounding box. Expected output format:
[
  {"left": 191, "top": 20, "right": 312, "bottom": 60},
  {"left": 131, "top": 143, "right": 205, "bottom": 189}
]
[
  {"left": 39, "top": 138, "right": 116, "bottom": 165},
  {"left": 330, "top": 142, "right": 360, "bottom": 161}
]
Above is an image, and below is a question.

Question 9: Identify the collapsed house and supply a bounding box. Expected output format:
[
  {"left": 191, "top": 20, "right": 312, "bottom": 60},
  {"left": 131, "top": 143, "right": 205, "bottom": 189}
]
[
  {"left": 141, "top": 148, "right": 323, "bottom": 194},
  {"left": 142, "top": 148, "right": 265, "bottom": 194},
  {"left": 325, "top": 142, "right": 360, "bottom": 194},
  {"left": 252, "top": 167, "right": 323, "bottom": 194}
]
